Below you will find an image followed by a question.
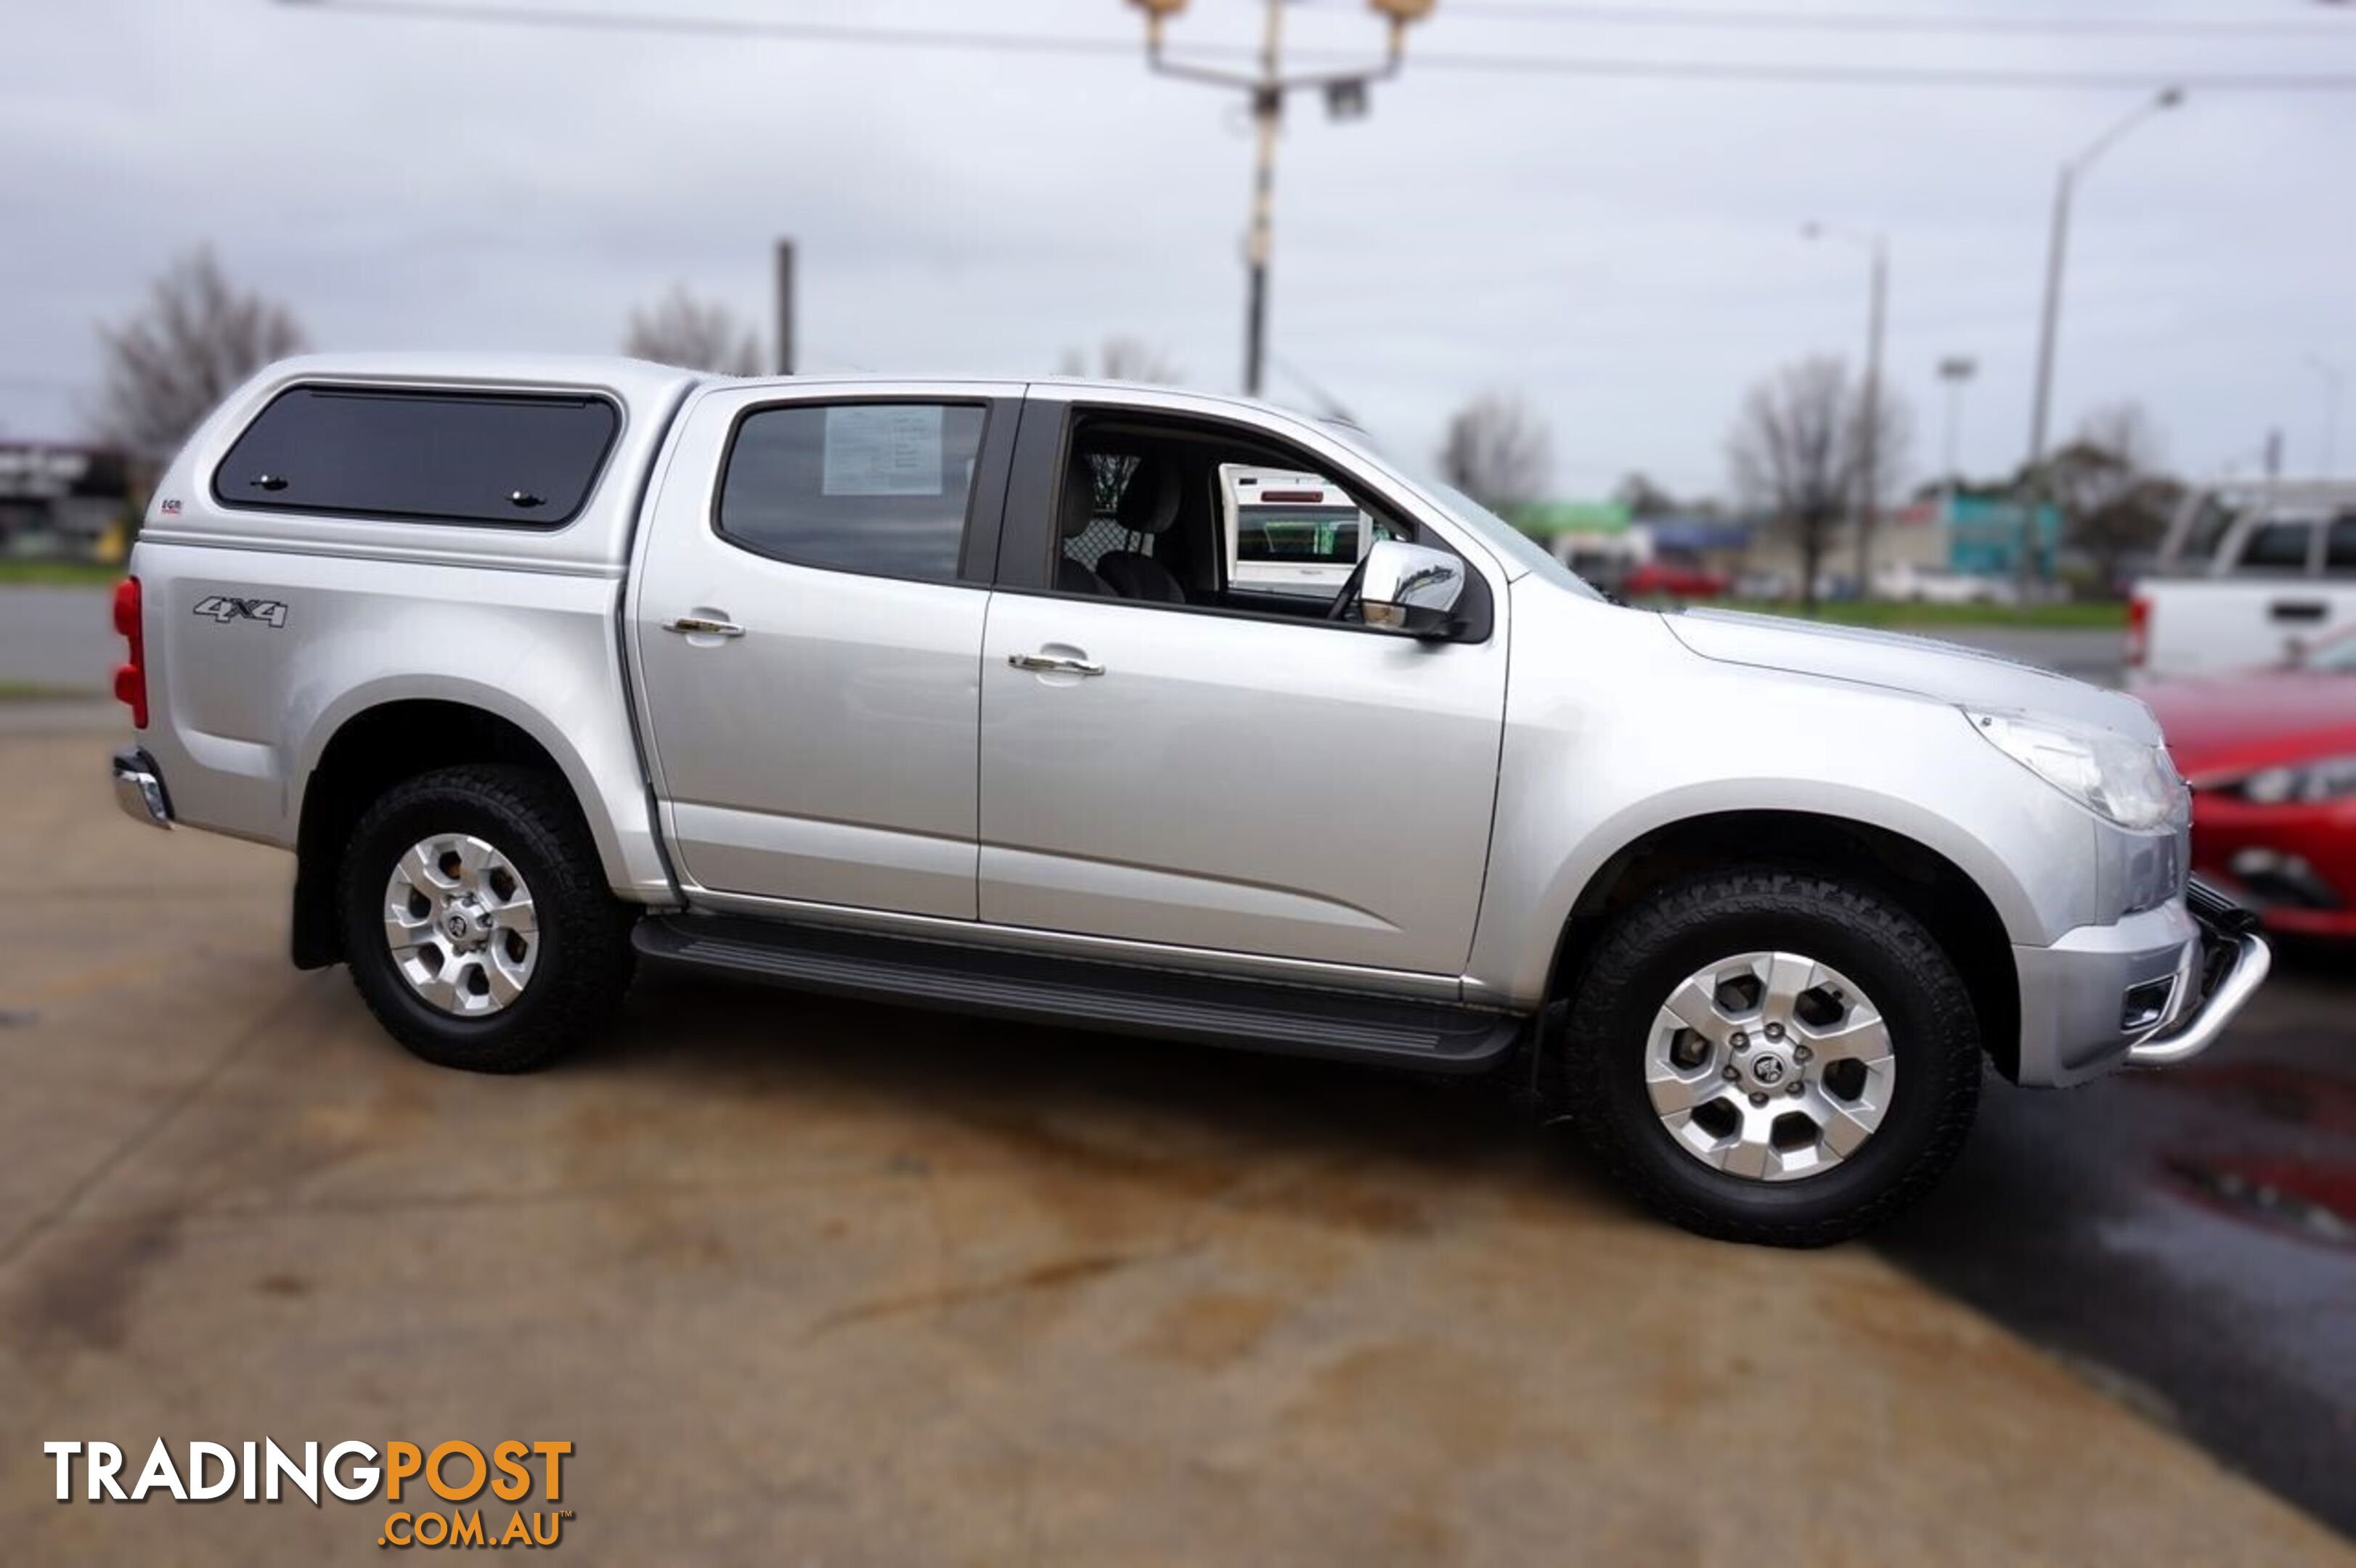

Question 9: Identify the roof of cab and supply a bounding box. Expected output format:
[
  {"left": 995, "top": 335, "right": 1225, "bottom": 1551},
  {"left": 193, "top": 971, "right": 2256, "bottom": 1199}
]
[
  {"left": 245, "top": 354, "right": 1337, "bottom": 428},
  {"left": 248, "top": 351, "right": 707, "bottom": 405}
]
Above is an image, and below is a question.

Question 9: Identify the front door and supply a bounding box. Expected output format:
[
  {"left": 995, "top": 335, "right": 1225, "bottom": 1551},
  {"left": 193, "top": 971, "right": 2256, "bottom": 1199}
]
[
  {"left": 977, "top": 401, "right": 1509, "bottom": 976},
  {"left": 632, "top": 385, "right": 1019, "bottom": 919}
]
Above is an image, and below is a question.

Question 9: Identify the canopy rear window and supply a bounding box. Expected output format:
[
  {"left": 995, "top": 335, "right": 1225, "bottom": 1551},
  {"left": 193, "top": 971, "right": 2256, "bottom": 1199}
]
[{"left": 213, "top": 386, "right": 620, "bottom": 526}]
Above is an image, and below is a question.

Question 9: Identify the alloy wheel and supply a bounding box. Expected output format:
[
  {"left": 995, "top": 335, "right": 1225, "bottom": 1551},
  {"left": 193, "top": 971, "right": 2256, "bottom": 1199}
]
[
  {"left": 381, "top": 833, "right": 539, "bottom": 1016},
  {"left": 1643, "top": 950, "right": 1896, "bottom": 1182}
]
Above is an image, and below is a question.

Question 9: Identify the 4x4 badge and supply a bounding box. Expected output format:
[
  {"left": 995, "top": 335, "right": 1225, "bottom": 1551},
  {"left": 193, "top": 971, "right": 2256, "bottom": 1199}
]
[{"left": 191, "top": 595, "right": 288, "bottom": 629}]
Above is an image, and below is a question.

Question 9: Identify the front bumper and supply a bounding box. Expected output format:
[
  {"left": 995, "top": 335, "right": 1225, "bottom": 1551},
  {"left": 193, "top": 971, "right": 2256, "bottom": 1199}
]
[
  {"left": 2013, "top": 878, "right": 2270, "bottom": 1087},
  {"left": 111, "top": 746, "right": 172, "bottom": 830}
]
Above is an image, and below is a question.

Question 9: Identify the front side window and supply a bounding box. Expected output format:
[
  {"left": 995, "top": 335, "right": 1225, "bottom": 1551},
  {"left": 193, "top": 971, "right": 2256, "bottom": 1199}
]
[
  {"left": 718, "top": 402, "right": 985, "bottom": 582},
  {"left": 215, "top": 387, "right": 619, "bottom": 526}
]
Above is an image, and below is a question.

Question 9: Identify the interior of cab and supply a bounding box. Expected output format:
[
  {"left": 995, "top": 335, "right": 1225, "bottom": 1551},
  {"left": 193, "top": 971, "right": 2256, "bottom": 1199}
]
[{"left": 1050, "top": 415, "right": 1444, "bottom": 624}]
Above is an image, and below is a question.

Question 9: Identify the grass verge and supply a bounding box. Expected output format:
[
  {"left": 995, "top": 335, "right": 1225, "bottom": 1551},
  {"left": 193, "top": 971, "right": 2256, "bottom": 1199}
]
[
  {"left": 0, "top": 560, "right": 123, "bottom": 588},
  {"left": 0, "top": 682, "right": 104, "bottom": 703}
]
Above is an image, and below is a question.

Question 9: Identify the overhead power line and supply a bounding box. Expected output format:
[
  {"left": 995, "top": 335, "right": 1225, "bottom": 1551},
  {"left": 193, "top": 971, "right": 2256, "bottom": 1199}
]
[
  {"left": 1313, "top": 0, "right": 2356, "bottom": 41},
  {"left": 280, "top": 1, "right": 2356, "bottom": 91}
]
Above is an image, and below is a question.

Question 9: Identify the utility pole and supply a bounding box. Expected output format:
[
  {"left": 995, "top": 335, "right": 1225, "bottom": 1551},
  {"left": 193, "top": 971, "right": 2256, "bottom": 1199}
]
[
  {"left": 774, "top": 239, "right": 795, "bottom": 377},
  {"left": 1242, "top": 0, "right": 1281, "bottom": 402},
  {"left": 1125, "top": 0, "right": 1435, "bottom": 399},
  {"left": 2307, "top": 354, "right": 2344, "bottom": 477},
  {"left": 2019, "top": 85, "right": 2184, "bottom": 600}
]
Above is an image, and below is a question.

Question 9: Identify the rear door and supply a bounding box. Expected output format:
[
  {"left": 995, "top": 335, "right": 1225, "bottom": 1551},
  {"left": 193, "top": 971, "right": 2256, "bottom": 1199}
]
[{"left": 629, "top": 381, "right": 1021, "bottom": 918}]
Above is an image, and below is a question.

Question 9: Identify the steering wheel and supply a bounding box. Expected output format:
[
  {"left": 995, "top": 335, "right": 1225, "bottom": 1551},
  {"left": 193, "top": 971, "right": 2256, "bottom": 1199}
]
[{"left": 1324, "top": 555, "right": 1372, "bottom": 622}]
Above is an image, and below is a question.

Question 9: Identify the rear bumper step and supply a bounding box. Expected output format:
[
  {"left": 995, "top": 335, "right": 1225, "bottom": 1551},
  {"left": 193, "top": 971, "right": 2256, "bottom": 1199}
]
[{"left": 632, "top": 914, "right": 1525, "bottom": 1074}]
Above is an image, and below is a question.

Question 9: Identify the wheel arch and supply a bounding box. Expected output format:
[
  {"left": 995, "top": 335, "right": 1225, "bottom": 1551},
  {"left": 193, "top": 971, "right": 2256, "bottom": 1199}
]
[
  {"left": 290, "top": 693, "right": 609, "bottom": 970},
  {"left": 1542, "top": 807, "right": 2025, "bottom": 1082}
]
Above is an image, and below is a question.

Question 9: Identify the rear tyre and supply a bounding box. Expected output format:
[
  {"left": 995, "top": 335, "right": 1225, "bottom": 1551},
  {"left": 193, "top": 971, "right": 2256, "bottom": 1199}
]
[
  {"left": 1559, "top": 866, "right": 1981, "bottom": 1246},
  {"left": 338, "top": 765, "right": 634, "bottom": 1072}
]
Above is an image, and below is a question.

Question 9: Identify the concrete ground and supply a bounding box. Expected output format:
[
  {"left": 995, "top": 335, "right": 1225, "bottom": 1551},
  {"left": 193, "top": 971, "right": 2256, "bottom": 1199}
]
[
  {"left": 4, "top": 719, "right": 2349, "bottom": 1565},
  {"left": 0, "top": 587, "right": 115, "bottom": 695}
]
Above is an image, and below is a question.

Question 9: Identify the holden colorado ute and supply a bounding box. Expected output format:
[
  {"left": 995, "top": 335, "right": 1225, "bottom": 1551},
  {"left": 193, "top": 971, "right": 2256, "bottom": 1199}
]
[{"left": 109, "top": 354, "right": 2270, "bottom": 1245}]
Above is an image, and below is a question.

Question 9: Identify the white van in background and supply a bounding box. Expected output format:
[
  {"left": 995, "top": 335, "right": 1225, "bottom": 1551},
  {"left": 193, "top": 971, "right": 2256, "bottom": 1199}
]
[
  {"left": 2131, "top": 481, "right": 2356, "bottom": 682},
  {"left": 1218, "top": 463, "right": 1376, "bottom": 595}
]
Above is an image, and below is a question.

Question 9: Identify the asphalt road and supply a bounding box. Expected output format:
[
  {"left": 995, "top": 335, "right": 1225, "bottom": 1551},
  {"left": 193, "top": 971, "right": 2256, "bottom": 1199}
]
[
  {"left": 1883, "top": 948, "right": 2356, "bottom": 1537},
  {"left": 4, "top": 721, "right": 2344, "bottom": 1566},
  {"left": 0, "top": 585, "right": 114, "bottom": 693}
]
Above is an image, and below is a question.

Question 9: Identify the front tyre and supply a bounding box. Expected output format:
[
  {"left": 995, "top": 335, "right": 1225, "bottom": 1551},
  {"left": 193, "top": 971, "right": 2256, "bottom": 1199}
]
[
  {"left": 338, "top": 765, "right": 634, "bottom": 1073},
  {"left": 1560, "top": 867, "right": 1981, "bottom": 1246}
]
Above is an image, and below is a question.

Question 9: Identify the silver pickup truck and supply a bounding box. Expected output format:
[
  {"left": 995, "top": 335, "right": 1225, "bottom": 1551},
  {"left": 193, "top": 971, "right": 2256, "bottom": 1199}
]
[{"left": 110, "top": 354, "right": 2269, "bottom": 1245}]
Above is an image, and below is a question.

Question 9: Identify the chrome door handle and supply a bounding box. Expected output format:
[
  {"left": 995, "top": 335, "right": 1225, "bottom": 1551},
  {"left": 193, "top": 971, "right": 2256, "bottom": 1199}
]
[
  {"left": 665, "top": 616, "right": 745, "bottom": 638},
  {"left": 1008, "top": 652, "right": 1104, "bottom": 677}
]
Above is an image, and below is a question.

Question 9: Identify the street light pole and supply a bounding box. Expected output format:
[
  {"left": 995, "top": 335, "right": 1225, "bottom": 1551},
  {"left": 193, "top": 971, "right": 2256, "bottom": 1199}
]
[
  {"left": 1859, "top": 237, "right": 1887, "bottom": 593},
  {"left": 1803, "top": 222, "right": 1888, "bottom": 595},
  {"left": 2019, "top": 84, "right": 2184, "bottom": 599},
  {"left": 1128, "top": 0, "right": 1432, "bottom": 399},
  {"left": 1936, "top": 354, "right": 1978, "bottom": 516},
  {"left": 2307, "top": 354, "right": 2345, "bottom": 478}
]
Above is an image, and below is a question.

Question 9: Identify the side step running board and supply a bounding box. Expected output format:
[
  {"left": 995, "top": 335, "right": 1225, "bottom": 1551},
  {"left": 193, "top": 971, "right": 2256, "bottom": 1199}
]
[{"left": 632, "top": 914, "right": 1525, "bottom": 1075}]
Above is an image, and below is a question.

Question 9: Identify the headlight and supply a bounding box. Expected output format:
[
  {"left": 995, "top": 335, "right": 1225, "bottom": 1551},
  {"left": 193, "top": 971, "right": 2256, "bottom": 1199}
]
[
  {"left": 2227, "top": 756, "right": 2356, "bottom": 805},
  {"left": 1964, "top": 709, "right": 2186, "bottom": 830}
]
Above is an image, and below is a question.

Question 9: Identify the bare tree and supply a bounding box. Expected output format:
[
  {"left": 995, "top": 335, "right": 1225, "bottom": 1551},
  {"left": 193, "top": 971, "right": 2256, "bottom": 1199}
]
[
  {"left": 1727, "top": 356, "right": 1909, "bottom": 610},
  {"left": 1612, "top": 470, "right": 1678, "bottom": 518},
  {"left": 624, "top": 285, "right": 762, "bottom": 375},
  {"left": 1437, "top": 392, "right": 1553, "bottom": 509},
  {"left": 94, "top": 248, "right": 308, "bottom": 463},
  {"left": 1058, "top": 337, "right": 1183, "bottom": 385},
  {"left": 2039, "top": 401, "right": 2178, "bottom": 595}
]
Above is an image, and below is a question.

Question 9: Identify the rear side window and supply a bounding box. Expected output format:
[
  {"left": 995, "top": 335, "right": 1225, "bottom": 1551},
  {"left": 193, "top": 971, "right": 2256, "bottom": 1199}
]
[
  {"left": 2236, "top": 520, "right": 2314, "bottom": 573},
  {"left": 215, "top": 387, "right": 619, "bottom": 526},
  {"left": 717, "top": 402, "right": 986, "bottom": 583}
]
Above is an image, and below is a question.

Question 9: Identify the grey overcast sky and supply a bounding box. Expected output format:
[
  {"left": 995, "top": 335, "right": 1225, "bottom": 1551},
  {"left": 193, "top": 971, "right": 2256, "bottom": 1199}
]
[{"left": 1, "top": 0, "right": 2351, "bottom": 498}]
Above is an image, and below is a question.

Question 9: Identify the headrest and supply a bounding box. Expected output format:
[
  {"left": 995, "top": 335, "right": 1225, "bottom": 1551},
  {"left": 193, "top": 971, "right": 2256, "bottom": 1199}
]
[
  {"left": 1114, "top": 457, "right": 1180, "bottom": 536},
  {"left": 1060, "top": 449, "right": 1097, "bottom": 539}
]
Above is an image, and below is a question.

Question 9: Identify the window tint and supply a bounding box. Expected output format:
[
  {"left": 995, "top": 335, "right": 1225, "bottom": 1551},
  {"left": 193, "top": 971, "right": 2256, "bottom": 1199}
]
[
  {"left": 718, "top": 403, "right": 985, "bottom": 581},
  {"left": 2238, "top": 520, "right": 2314, "bottom": 572},
  {"left": 2325, "top": 516, "right": 2356, "bottom": 573},
  {"left": 216, "top": 388, "right": 618, "bottom": 526}
]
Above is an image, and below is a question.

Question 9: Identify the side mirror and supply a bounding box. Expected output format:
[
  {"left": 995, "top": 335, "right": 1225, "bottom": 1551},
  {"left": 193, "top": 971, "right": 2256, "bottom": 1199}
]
[{"left": 1358, "top": 540, "right": 1464, "bottom": 637}]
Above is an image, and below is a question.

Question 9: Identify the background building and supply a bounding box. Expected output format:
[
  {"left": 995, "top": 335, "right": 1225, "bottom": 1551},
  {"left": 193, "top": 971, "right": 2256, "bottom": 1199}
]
[{"left": 0, "top": 442, "right": 131, "bottom": 561}]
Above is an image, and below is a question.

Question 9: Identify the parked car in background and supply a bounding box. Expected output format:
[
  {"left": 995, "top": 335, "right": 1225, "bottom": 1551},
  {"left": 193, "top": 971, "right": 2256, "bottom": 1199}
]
[
  {"left": 1729, "top": 569, "right": 1795, "bottom": 602},
  {"left": 2145, "top": 628, "right": 2356, "bottom": 939},
  {"left": 1621, "top": 557, "right": 1728, "bottom": 600},
  {"left": 1872, "top": 562, "right": 2019, "bottom": 607},
  {"left": 2132, "top": 483, "right": 2356, "bottom": 682}
]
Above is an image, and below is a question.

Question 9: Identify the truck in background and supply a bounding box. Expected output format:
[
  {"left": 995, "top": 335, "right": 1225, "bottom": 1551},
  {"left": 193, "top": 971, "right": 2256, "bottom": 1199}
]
[{"left": 2131, "top": 479, "right": 2356, "bottom": 683}]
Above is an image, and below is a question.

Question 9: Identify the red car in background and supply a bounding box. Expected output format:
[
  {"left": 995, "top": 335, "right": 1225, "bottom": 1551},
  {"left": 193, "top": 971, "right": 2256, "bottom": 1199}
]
[
  {"left": 1620, "top": 559, "right": 1729, "bottom": 600},
  {"left": 2144, "top": 630, "right": 2356, "bottom": 939}
]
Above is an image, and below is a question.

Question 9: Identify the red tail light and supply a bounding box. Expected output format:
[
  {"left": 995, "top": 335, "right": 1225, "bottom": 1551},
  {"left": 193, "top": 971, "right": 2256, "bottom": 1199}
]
[
  {"left": 113, "top": 576, "right": 147, "bottom": 729},
  {"left": 2126, "top": 593, "right": 2149, "bottom": 670}
]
